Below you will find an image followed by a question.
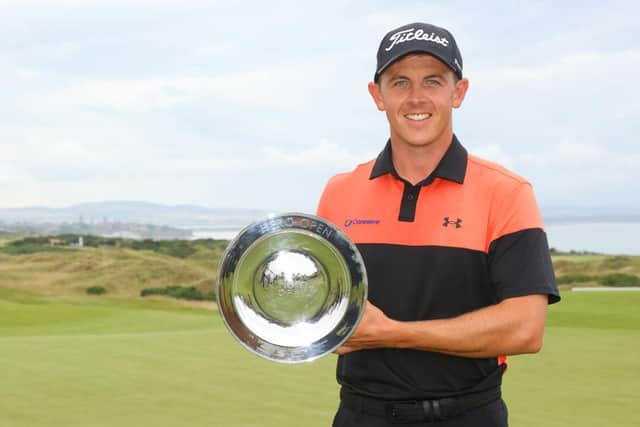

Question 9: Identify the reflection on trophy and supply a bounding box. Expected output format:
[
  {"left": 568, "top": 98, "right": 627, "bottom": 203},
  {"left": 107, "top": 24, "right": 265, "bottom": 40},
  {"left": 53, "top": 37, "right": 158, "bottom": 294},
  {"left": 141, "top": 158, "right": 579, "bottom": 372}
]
[{"left": 216, "top": 213, "right": 367, "bottom": 363}]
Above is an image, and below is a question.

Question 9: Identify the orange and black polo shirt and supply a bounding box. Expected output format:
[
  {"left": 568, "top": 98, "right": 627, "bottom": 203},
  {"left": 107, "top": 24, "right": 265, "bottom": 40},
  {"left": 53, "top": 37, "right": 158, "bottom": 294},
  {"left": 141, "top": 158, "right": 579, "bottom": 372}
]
[{"left": 316, "top": 135, "right": 560, "bottom": 400}]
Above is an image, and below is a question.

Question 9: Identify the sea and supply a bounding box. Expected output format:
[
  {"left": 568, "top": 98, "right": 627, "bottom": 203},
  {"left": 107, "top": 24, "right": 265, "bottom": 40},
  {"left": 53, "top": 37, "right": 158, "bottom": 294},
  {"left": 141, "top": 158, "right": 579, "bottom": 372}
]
[
  {"left": 190, "top": 221, "right": 640, "bottom": 256},
  {"left": 545, "top": 221, "right": 640, "bottom": 256}
]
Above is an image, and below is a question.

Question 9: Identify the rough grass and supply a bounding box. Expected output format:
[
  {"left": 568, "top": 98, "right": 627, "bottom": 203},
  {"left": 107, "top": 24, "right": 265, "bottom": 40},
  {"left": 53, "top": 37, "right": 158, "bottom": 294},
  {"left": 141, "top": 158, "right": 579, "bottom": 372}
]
[
  {"left": 0, "top": 244, "right": 218, "bottom": 299},
  {"left": 552, "top": 254, "right": 640, "bottom": 273},
  {"left": 552, "top": 254, "right": 640, "bottom": 287},
  {"left": 1, "top": 290, "right": 639, "bottom": 427},
  {"left": 2, "top": 236, "right": 639, "bottom": 296}
]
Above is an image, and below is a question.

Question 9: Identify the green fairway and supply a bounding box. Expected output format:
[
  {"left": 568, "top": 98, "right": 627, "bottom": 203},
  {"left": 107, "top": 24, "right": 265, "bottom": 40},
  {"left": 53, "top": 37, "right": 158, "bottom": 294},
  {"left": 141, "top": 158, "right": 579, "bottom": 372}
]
[
  {"left": 0, "top": 293, "right": 338, "bottom": 427},
  {"left": 1, "top": 291, "right": 639, "bottom": 427},
  {"left": 503, "top": 291, "right": 640, "bottom": 427}
]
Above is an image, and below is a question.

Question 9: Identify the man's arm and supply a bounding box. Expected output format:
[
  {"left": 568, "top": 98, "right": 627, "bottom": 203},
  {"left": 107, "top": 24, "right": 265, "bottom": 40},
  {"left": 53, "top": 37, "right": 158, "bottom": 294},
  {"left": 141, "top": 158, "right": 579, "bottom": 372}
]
[{"left": 336, "top": 294, "right": 549, "bottom": 358}]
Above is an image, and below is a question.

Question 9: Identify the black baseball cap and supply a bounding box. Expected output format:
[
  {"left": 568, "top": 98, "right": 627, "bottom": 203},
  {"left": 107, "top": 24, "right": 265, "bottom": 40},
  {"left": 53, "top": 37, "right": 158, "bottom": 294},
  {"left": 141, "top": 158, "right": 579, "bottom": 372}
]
[{"left": 374, "top": 22, "right": 463, "bottom": 81}]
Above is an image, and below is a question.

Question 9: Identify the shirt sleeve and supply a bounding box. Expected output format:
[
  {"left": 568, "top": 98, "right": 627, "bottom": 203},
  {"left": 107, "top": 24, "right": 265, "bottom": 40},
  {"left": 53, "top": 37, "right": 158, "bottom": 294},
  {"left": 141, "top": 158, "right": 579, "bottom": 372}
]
[
  {"left": 316, "top": 181, "right": 331, "bottom": 219},
  {"left": 487, "top": 182, "right": 560, "bottom": 304},
  {"left": 316, "top": 174, "right": 344, "bottom": 222}
]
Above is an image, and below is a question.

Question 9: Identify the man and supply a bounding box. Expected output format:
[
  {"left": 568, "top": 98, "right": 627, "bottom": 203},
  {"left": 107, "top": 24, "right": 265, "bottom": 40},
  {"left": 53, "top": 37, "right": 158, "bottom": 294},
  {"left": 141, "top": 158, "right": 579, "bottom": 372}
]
[{"left": 316, "top": 22, "right": 560, "bottom": 426}]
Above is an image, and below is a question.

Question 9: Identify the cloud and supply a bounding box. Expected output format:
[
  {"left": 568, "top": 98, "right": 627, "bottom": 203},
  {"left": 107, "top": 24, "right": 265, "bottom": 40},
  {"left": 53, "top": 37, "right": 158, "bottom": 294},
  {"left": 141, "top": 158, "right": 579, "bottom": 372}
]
[
  {"left": 0, "top": 0, "right": 188, "bottom": 9},
  {"left": 459, "top": 45, "right": 640, "bottom": 159},
  {"left": 18, "top": 54, "right": 344, "bottom": 115},
  {"left": 477, "top": 48, "right": 640, "bottom": 83},
  {"left": 1, "top": 1, "right": 639, "bottom": 212},
  {"left": 467, "top": 138, "right": 640, "bottom": 207},
  {"left": 468, "top": 144, "right": 516, "bottom": 169},
  {"left": 519, "top": 140, "right": 640, "bottom": 175},
  {"left": 260, "top": 139, "right": 376, "bottom": 171},
  {"left": 0, "top": 163, "right": 30, "bottom": 184}
]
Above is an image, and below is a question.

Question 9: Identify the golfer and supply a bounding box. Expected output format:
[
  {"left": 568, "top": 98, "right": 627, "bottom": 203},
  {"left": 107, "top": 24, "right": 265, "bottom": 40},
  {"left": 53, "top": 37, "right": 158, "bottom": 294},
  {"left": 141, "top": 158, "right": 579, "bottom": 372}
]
[{"left": 316, "top": 22, "right": 560, "bottom": 426}]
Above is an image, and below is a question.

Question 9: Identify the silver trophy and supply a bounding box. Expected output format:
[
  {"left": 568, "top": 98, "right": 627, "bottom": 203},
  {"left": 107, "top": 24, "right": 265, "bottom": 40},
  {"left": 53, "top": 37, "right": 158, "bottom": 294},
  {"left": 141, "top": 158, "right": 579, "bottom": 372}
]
[{"left": 216, "top": 213, "right": 367, "bottom": 363}]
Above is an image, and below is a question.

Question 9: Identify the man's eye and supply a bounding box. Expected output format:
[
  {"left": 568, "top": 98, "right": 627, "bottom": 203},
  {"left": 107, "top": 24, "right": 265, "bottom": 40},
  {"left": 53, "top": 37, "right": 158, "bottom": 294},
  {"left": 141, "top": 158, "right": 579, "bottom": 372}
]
[
  {"left": 425, "top": 79, "right": 441, "bottom": 86},
  {"left": 393, "top": 80, "right": 409, "bottom": 88}
]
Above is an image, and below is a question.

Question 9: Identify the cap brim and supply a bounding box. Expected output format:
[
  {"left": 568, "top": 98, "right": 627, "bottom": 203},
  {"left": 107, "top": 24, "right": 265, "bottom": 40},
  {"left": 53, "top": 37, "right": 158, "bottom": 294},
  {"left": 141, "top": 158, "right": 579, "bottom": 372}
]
[{"left": 375, "top": 49, "right": 461, "bottom": 81}]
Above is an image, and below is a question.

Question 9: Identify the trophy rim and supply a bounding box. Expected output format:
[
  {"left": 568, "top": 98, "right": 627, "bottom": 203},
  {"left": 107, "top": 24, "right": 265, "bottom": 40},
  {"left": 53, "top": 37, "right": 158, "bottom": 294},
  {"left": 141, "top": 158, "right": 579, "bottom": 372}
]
[{"left": 216, "top": 212, "right": 367, "bottom": 363}]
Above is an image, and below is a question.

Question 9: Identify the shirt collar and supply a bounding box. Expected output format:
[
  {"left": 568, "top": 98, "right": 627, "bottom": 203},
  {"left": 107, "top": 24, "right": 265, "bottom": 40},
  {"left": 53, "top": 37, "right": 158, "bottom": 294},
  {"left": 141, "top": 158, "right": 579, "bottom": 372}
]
[{"left": 369, "top": 134, "right": 467, "bottom": 185}]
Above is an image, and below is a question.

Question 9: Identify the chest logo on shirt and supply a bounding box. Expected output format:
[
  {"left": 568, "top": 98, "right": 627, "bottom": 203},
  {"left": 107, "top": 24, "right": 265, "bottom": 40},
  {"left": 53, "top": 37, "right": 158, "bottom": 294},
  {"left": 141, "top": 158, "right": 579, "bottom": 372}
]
[
  {"left": 344, "top": 218, "right": 381, "bottom": 227},
  {"left": 442, "top": 217, "right": 462, "bottom": 228}
]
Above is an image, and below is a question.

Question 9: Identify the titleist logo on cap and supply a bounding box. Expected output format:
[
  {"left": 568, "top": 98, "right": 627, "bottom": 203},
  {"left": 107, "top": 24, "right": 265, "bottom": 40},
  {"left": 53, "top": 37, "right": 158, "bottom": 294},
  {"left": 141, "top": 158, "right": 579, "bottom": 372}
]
[{"left": 384, "top": 28, "right": 449, "bottom": 52}]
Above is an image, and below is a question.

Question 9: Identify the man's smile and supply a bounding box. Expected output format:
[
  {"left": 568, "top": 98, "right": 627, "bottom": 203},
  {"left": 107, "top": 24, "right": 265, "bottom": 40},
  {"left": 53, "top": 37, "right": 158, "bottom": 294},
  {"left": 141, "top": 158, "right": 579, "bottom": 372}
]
[{"left": 404, "top": 113, "right": 432, "bottom": 121}]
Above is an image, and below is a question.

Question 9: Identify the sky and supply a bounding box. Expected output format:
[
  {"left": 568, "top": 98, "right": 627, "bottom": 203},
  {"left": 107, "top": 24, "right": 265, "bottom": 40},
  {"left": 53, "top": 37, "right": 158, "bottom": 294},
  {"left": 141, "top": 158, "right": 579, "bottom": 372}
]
[{"left": 1, "top": 0, "right": 639, "bottom": 213}]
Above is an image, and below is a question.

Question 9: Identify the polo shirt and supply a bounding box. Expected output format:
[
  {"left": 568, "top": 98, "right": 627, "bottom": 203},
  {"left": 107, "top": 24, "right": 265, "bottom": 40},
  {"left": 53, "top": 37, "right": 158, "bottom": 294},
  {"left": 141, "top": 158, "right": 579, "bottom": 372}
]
[{"left": 316, "top": 135, "right": 560, "bottom": 400}]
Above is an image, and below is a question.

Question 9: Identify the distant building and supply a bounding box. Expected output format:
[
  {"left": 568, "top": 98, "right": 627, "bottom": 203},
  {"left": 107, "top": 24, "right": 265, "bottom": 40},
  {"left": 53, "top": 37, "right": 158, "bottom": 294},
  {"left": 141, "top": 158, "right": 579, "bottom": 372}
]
[
  {"left": 102, "top": 231, "right": 144, "bottom": 240},
  {"left": 68, "top": 236, "right": 84, "bottom": 248}
]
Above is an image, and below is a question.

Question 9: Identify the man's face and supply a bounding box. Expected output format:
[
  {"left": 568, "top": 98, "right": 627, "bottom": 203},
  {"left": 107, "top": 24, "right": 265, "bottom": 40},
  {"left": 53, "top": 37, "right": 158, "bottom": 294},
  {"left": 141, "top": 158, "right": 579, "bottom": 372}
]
[{"left": 368, "top": 54, "right": 468, "bottom": 150}]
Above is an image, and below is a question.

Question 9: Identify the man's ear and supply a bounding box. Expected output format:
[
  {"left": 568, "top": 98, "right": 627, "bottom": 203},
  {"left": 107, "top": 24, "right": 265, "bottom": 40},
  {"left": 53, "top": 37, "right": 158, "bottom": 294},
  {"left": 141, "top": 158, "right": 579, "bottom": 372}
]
[
  {"left": 368, "top": 81, "right": 385, "bottom": 112},
  {"left": 452, "top": 78, "right": 469, "bottom": 109}
]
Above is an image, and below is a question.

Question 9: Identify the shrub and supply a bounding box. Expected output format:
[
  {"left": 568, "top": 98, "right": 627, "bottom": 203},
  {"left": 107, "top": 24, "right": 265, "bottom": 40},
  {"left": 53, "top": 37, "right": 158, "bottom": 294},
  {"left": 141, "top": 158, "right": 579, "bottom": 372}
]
[
  {"left": 599, "top": 256, "right": 633, "bottom": 270},
  {"left": 1, "top": 243, "right": 70, "bottom": 255},
  {"left": 129, "top": 240, "right": 196, "bottom": 258},
  {"left": 556, "top": 273, "right": 595, "bottom": 285},
  {"left": 162, "top": 242, "right": 196, "bottom": 259},
  {"left": 86, "top": 286, "right": 107, "bottom": 295},
  {"left": 194, "top": 239, "right": 229, "bottom": 250},
  {"left": 167, "top": 286, "right": 204, "bottom": 300},
  {"left": 140, "top": 285, "right": 215, "bottom": 301},
  {"left": 1, "top": 235, "right": 206, "bottom": 258},
  {"left": 598, "top": 273, "right": 640, "bottom": 287},
  {"left": 204, "top": 291, "right": 217, "bottom": 302},
  {"left": 140, "top": 287, "right": 162, "bottom": 297}
]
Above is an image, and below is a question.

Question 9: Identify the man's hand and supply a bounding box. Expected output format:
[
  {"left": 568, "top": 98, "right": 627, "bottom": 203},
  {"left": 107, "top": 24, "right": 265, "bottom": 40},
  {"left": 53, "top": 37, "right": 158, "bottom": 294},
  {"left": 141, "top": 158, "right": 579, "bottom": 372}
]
[{"left": 335, "top": 302, "right": 397, "bottom": 355}]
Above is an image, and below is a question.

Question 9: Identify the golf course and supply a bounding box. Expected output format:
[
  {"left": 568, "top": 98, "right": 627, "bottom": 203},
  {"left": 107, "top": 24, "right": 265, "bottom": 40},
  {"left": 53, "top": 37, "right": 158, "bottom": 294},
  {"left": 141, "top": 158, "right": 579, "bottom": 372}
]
[{"left": 1, "top": 236, "right": 639, "bottom": 426}]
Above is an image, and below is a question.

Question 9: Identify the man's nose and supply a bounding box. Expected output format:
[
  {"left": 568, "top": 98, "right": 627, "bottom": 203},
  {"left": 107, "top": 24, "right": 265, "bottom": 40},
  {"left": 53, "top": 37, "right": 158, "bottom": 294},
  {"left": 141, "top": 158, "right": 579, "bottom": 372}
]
[{"left": 407, "top": 85, "right": 428, "bottom": 103}]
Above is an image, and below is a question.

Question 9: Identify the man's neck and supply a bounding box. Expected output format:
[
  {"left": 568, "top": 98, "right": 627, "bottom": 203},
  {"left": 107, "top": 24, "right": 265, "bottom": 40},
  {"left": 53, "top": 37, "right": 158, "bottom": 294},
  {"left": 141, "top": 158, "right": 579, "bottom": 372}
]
[{"left": 390, "top": 133, "right": 453, "bottom": 185}]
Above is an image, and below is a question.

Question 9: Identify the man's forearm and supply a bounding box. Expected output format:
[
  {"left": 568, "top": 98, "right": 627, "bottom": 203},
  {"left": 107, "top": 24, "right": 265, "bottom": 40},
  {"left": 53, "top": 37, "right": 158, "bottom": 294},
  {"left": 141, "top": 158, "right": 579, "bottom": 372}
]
[
  {"left": 388, "top": 294, "right": 548, "bottom": 358},
  {"left": 337, "top": 294, "right": 549, "bottom": 358}
]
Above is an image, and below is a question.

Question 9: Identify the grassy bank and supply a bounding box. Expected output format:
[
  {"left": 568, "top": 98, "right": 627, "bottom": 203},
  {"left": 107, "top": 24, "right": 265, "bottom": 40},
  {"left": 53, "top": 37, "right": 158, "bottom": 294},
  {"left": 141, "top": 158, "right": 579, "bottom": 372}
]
[
  {"left": 1, "top": 236, "right": 639, "bottom": 303},
  {"left": 552, "top": 253, "right": 640, "bottom": 288},
  {"left": 0, "top": 238, "right": 226, "bottom": 300}
]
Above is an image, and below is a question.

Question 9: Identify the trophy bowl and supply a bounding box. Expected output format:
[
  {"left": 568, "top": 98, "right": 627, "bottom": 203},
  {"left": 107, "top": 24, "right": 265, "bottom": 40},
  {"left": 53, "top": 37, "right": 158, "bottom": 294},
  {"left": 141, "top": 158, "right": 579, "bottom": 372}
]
[{"left": 216, "top": 213, "right": 367, "bottom": 363}]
